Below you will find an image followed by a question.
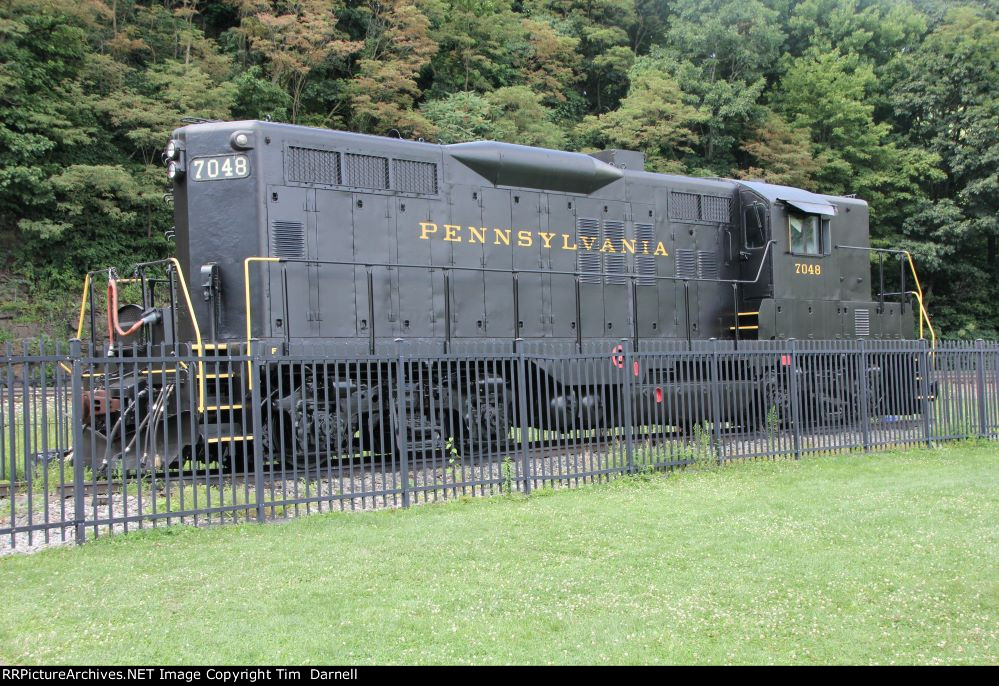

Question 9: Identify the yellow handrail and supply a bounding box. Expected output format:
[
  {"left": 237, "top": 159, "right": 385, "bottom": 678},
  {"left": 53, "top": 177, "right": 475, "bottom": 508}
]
[
  {"left": 244, "top": 256, "right": 280, "bottom": 389},
  {"left": 903, "top": 251, "right": 936, "bottom": 350},
  {"left": 165, "top": 257, "right": 206, "bottom": 411},
  {"left": 67, "top": 261, "right": 206, "bottom": 411},
  {"left": 73, "top": 272, "right": 92, "bottom": 340}
]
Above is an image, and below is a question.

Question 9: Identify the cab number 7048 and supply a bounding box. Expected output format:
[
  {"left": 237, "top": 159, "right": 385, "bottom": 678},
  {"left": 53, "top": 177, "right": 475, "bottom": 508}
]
[{"left": 191, "top": 154, "right": 250, "bottom": 181}]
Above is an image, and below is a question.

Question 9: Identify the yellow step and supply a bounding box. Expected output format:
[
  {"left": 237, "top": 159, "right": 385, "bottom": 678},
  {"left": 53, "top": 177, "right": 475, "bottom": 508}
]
[
  {"left": 728, "top": 325, "right": 759, "bottom": 331},
  {"left": 193, "top": 342, "right": 229, "bottom": 350},
  {"left": 204, "top": 404, "right": 243, "bottom": 411},
  {"left": 206, "top": 435, "right": 253, "bottom": 444}
]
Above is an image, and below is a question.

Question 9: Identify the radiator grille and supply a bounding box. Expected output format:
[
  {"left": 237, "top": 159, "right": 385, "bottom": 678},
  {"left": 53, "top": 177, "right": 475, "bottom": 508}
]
[
  {"left": 287, "top": 147, "right": 340, "bottom": 185},
  {"left": 855, "top": 308, "right": 870, "bottom": 337},
  {"left": 603, "top": 220, "right": 627, "bottom": 285},
  {"left": 670, "top": 191, "right": 732, "bottom": 223},
  {"left": 271, "top": 220, "right": 306, "bottom": 258},
  {"left": 393, "top": 159, "right": 438, "bottom": 194},
  {"left": 634, "top": 223, "right": 657, "bottom": 286},
  {"left": 286, "top": 145, "right": 438, "bottom": 195},
  {"left": 670, "top": 192, "right": 700, "bottom": 221},
  {"left": 344, "top": 153, "right": 390, "bottom": 189},
  {"left": 702, "top": 196, "right": 731, "bottom": 223},
  {"left": 577, "top": 217, "right": 601, "bottom": 284},
  {"left": 676, "top": 249, "right": 697, "bottom": 279}
]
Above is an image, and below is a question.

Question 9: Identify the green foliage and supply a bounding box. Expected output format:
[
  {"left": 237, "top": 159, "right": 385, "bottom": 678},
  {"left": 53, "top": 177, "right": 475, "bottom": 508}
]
[{"left": 0, "top": 0, "right": 995, "bottom": 338}]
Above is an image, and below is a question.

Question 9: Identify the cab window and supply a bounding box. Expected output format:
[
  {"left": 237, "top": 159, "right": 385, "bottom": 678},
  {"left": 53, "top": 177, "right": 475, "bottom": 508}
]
[
  {"left": 788, "top": 213, "right": 829, "bottom": 256},
  {"left": 744, "top": 203, "right": 766, "bottom": 249}
]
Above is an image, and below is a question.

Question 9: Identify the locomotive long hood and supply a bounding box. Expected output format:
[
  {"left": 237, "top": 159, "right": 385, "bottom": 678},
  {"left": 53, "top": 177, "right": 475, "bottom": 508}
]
[{"left": 447, "top": 140, "right": 623, "bottom": 194}]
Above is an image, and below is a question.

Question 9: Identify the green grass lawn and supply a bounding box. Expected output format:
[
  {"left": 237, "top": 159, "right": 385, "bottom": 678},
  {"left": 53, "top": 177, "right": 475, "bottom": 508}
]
[{"left": 1, "top": 443, "right": 997, "bottom": 665}]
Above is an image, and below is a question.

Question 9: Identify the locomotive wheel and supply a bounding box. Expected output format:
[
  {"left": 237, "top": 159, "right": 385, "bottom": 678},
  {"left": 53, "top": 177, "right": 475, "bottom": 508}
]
[
  {"left": 759, "top": 369, "right": 793, "bottom": 431},
  {"left": 358, "top": 415, "right": 392, "bottom": 458},
  {"left": 280, "top": 403, "right": 353, "bottom": 471},
  {"left": 853, "top": 366, "right": 887, "bottom": 422},
  {"left": 455, "top": 389, "right": 513, "bottom": 453}
]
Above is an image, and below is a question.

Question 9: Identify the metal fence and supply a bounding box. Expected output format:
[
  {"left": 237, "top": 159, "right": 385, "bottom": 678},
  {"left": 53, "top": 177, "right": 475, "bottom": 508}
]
[{"left": 3, "top": 338, "right": 998, "bottom": 554}]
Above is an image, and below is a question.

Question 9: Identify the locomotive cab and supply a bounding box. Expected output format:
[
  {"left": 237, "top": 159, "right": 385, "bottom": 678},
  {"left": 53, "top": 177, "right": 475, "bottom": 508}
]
[{"left": 735, "top": 181, "right": 915, "bottom": 340}]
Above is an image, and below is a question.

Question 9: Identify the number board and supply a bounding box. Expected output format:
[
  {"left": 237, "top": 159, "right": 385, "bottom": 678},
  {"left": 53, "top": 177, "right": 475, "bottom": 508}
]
[{"left": 191, "top": 154, "right": 250, "bottom": 181}]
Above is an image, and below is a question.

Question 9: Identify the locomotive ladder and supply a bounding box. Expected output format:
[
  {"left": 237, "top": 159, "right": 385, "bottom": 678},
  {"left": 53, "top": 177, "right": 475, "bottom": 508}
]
[{"left": 193, "top": 341, "right": 255, "bottom": 447}]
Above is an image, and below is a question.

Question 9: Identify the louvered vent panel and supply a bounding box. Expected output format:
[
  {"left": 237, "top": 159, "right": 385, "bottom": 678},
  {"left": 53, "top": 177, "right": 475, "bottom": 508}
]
[
  {"left": 634, "top": 223, "right": 657, "bottom": 286},
  {"left": 670, "top": 192, "right": 700, "bottom": 221},
  {"left": 702, "top": 196, "right": 731, "bottom": 223},
  {"left": 577, "top": 217, "right": 601, "bottom": 284},
  {"left": 287, "top": 147, "right": 340, "bottom": 185},
  {"left": 696, "top": 251, "right": 719, "bottom": 279},
  {"left": 393, "top": 159, "right": 438, "bottom": 194},
  {"left": 675, "top": 249, "right": 697, "bottom": 279},
  {"left": 344, "top": 153, "right": 389, "bottom": 189},
  {"left": 271, "top": 220, "right": 306, "bottom": 258},
  {"left": 603, "top": 220, "right": 627, "bottom": 284},
  {"left": 855, "top": 309, "right": 870, "bottom": 337}
]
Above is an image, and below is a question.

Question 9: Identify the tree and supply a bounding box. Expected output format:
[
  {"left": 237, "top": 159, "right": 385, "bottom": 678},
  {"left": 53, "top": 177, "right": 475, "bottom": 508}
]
[
  {"left": 737, "top": 112, "right": 822, "bottom": 189},
  {"left": 888, "top": 5, "right": 999, "bottom": 335},
  {"left": 425, "top": 0, "right": 526, "bottom": 96},
  {"left": 422, "top": 87, "right": 565, "bottom": 148},
  {"left": 653, "top": 1, "right": 783, "bottom": 172},
  {"left": 238, "top": 0, "right": 360, "bottom": 122},
  {"left": 348, "top": 0, "right": 437, "bottom": 136},
  {"left": 575, "top": 60, "right": 708, "bottom": 173}
]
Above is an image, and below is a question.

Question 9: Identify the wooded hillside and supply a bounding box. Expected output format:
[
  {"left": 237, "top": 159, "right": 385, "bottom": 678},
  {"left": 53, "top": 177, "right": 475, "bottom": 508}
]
[{"left": 0, "top": 0, "right": 995, "bottom": 339}]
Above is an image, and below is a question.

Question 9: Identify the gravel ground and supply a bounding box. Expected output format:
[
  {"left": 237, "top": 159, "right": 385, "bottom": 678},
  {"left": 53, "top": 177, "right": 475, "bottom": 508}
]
[{"left": 0, "top": 420, "right": 928, "bottom": 556}]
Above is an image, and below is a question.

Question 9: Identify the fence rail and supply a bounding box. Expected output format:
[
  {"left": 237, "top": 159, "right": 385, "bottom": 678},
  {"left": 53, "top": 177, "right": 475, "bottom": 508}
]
[{"left": 3, "top": 338, "right": 998, "bottom": 554}]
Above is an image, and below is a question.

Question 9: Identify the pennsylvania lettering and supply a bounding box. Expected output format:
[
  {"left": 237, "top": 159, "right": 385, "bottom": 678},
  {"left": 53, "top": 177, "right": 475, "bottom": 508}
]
[{"left": 418, "top": 222, "right": 669, "bottom": 257}]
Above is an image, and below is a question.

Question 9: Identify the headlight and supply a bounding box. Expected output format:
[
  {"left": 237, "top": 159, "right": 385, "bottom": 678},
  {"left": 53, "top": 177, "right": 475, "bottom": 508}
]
[
  {"left": 165, "top": 140, "right": 178, "bottom": 161},
  {"left": 230, "top": 130, "right": 254, "bottom": 150},
  {"left": 167, "top": 161, "right": 182, "bottom": 180}
]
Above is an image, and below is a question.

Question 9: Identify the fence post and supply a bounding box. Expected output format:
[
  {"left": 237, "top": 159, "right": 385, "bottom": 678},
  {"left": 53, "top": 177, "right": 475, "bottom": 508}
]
[
  {"left": 70, "top": 338, "right": 85, "bottom": 545},
  {"left": 788, "top": 339, "right": 803, "bottom": 460},
  {"left": 516, "top": 348, "right": 532, "bottom": 493},
  {"left": 918, "top": 340, "right": 933, "bottom": 447},
  {"left": 616, "top": 339, "right": 634, "bottom": 473},
  {"left": 249, "top": 340, "right": 265, "bottom": 524},
  {"left": 396, "top": 354, "right": 410, "bottom": 508},
  {"left": 709, "top": 343, "right": 723, "bottom": 464},
  {"left": 858, "top": 338, "right": 871, "bottom": 452},
  {"left": 976, "top": 339, "right": 987, "bottom": 438}
]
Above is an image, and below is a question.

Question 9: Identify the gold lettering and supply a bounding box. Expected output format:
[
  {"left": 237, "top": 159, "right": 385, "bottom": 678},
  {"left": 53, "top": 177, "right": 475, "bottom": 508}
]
[
  {"left": 493, "top": 228, "right": 511, "bottom": 246},
  {"left": 517, "top": 230, "right": 533, "bottom": 247},
  {"left": 562, "top": 234, "right": 577, "bottom": 251},
  {"left": 620, "top": 239, "right": 636, "bottom": 254},
  {"left": 579, "top": 235, "right": 597, "bottom": 251},
  {"left": 443, "top": 224, "right": 462, "bottom": 242},
  {"left": 419, "top": 222, "right": 438, "bottom": 240},
  {"left": 640, "top": 240, "right": 650, "bottom": 255},
  {"left": 539, "top": 232, "right": 555, "bottom": 248},
  {"left": 467, "top": 226, "right": 486, "bottom": 244},
  {"left": 600, "top": 239, "right": 616, "bottom": 253},
  {"left": 654, "top": 242, "right": 668, "bottom": 256}
]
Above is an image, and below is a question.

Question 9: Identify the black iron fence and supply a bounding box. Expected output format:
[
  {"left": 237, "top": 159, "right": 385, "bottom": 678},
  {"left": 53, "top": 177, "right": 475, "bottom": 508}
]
[{"left": 2, "top": 338, "right": 997, "bottom": 553}]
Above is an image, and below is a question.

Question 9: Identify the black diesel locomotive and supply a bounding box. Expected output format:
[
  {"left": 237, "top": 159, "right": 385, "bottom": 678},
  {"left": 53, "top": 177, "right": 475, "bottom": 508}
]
[{"left": 76, "top": 119, "right": 932, "bottom": 470}]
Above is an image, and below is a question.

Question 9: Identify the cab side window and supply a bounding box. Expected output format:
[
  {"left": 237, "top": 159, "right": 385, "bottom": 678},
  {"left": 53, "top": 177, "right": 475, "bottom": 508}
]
[
  {"left": 744, "top": 204, "right": 766, "bottom": 249},
  {"left": 789, "top": 213, "right": 830, "bottom": 256}
]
